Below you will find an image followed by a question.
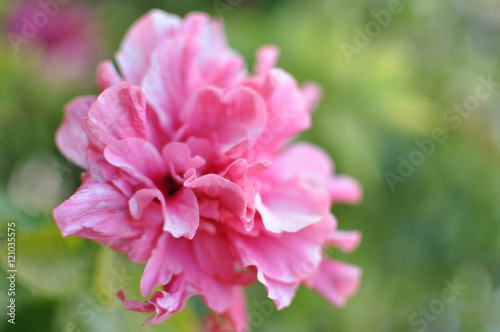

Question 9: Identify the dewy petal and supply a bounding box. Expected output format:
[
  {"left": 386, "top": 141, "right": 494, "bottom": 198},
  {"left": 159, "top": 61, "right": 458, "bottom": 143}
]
[
  {"left": 97, "top": 60, "right": 122, "bottom": 91},
  {"left": 83, "top": 82, "right": 147, "bottom": 151},
  {"left": 164, "top": 186, "right": 200, "bottom": 239},
  {"left": 55, "top": 96, "right": 95, "bottom": 169},
  {"left": 256, "top": 179, "right": 329, "bottom": 233},
  {"left": 305, "top": 260, "right": 362, "bottom": 307},
  {"left": 116, "top": 9, "right": 182, "bottom": 85},
  {"left": 104, "top": 137, "right": 166, "bottom": 187},
  {"left": 53, "top": 179, "right": 135, "bottom": 239},
  {"left": 328, "top": 175, "right": 363, "bottom": 205}
]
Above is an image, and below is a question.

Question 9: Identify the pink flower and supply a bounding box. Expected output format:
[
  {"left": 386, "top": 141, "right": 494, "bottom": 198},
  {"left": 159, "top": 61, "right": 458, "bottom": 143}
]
[
  {"left": 5, "top": 0, "right": 102, "bottom": 80},
  {"left": 53, "top": 10, "right": 363, "bottom": 331}
]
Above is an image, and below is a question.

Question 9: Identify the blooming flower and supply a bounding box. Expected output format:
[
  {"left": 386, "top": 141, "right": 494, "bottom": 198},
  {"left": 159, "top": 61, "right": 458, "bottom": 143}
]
[{"left": 53, "top": 9, "right": 363, "bottom": 331}]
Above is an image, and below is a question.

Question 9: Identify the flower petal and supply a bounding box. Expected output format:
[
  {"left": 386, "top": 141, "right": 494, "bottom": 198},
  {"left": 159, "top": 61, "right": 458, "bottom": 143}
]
[
  {"left": 97, "top": 60, "right": 122, "bottom": 92},
  {"left": 116, "top": 9, "right": 182, "bottom": 85},
  {"left": 256, "top": 179, "right": 329, "bottom": 233},
  {"left": 55, "top": 96, "right": 95, "bottom": 169},
  {"left": 185, "top": 173, "right": 247, "bottom": 220},
  {"left": 53, "top": 179, "right": 135, "bottom": 239},
  {"left": 328, "top": 175, "right": 363, "bottom": 205},
  {"left": 327, "top": 230, "right": 362, "bottom": 253},
  {"left": 254, "top": 45, "right": 280, "bottom": 75},
  {"left": 305, "top": 260, "right": 362, "bottom": 307},
  {"left": 104, "top": 137, "right": 166, "bottom": 187},
  {"left": 161, "top": 142, "right": 205, "bottom": 175},
  {"left": 83, "top": 82, "right": 147, "bottom": 151},
  {"left": 144, "top": 36, "right": 201, "bottom": 132},
  {"left": 164, "top": 187, "right": 200, "bottom": 239}
]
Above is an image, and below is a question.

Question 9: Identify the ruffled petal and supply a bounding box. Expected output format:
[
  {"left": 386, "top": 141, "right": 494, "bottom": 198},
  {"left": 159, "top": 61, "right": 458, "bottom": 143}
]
[
  {"left": 83, "top": 82, "right": 147, "bottom": 151},
  {"left": 55, "top": 96, "right": 95, "bottom": 169},
  {"left": 305, "top": 260, "right": 362, "bottom": 307},
  {"left": 185, "top": 173, "right": 247, "bottom": 220},
  {"left": 104, "top": 137, "right": 166, "bottom": 187},
  {"left": 116, "top": 9, "right": 182, "bottom": 85},
  {"left": 144, "top": 36, "right": 201, "bottom": 132},
  {"left": 53, "top": 179, "right": 135, "bottom": 239},
  {"left": 180, "top": 86, "right": 267, "bottom": 152},
  {"left": 162, "top": 141, "right": 205, "bottom": 175},
  {"left": 257, "top": 271, "right": 299, "bottom": 310}
]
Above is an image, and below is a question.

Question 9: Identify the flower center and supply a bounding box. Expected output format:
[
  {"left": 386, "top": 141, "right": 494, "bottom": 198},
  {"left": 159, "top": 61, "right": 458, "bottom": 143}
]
[{"left": 165, "top": 175, "right": 182, "bottom": 197}]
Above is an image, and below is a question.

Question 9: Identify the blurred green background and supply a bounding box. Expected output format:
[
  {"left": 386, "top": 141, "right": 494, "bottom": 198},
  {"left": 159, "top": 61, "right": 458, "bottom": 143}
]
[{"left": 1, "top": 0, "right": 500, "bottom": 331}]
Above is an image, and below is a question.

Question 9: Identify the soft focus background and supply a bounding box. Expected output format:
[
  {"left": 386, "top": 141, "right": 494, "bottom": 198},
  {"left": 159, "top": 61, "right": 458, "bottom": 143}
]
[{"left": 1, "top": 0, "right": 500, "bottom": 331}]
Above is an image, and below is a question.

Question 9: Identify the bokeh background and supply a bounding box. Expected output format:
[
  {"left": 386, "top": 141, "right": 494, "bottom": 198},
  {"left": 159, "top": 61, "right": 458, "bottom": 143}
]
[{"left": 1, "top": 0, "right": 500, "bottom": 331}]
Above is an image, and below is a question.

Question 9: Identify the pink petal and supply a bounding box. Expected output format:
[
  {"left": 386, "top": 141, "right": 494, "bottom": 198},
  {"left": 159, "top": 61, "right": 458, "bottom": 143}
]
[
  {"left": 226, "top": 288, "right": 248, "bottom": 332},
  {"left": 251, "top": 69, "right": 314, "bottom": 151},
  {"left": 305, "top": 260, "right": 362, "bottom": 307},
  {"left": 140, "top": 233, "right": 178, "bottom": 297},
  {"left": 55, "top": 96, "right": 95, "bottom": 169},
  {"left": 204, "top": 287, "right": 248, "bottom": 332},
  {"left": 232, "top": 227, "right": 322, "bottom": 284},
  {"left": 164, "top": 187, "right": 200, "bottom": 239},
  {"left": 302, "top": 81, "right": 322, "bottom": 111},
  {"left": 103, "top": 137, "right": 166, "bottom": 187},
  {"left": 223, "top": 159, "right": 257, "bottom": 227},
  {"left": 183, "top": 12, "right": 244, "bottom": 87},
  {"left": 254, "top": 46, "right": 280, "bottom": 75},
  {"left": 327, "top": 230, "right": 362, "bottom": 253},
  {"left": 185, "top": 173, "right": 247, "bottom": 220},
  {"left": 53, "top": 179, "right": 135, "bottom": 239},
  {"left": 265, "top": 142, "right": 333, "bottom": 183},
  {"left": 83, "top": 82, "right": 147, "bottom": 151},
  {"left": 144, "top": 36, "right": 201, "bottom": 132},
  {"left": 128, "top": 188, "right": 167, "bottom": 221},
  {"left": 257, "top": 271, "right": 298, "bottom": 310},
  {"left": 118, "top": 289, "right": 155, "bottom": 313},
  {"left": 328, "top": 175, "right": 363, "bottom": 205},
  {"left": 193, "top": 230, "right": 241, "bottom": 282},
  {"left": 256, "top": 179, "right": 330, "bottom": 233},
  {"left": 161, "top": 142, "right": 205, "bottom": 175},
  {"left": 96, "top": 60, "right": 122, "bottom": 91},
  {"left": 116, "top": 9, "right": 182, "bottom": 85},
  {"left": 180, "top": 86, "right": 267, "bottom": 152}
]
